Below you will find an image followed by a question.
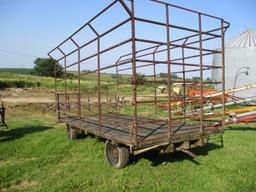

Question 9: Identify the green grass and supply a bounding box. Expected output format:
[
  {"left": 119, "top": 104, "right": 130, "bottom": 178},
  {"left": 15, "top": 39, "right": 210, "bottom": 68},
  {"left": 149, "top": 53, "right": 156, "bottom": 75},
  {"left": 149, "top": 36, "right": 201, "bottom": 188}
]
[
  {"left": 0, "top": 107, "right": 256, "bottom": 192},
  {"left": 0, "top": 72, "right": 156, "bottom": 95},
  {"left": 0, "top": 73, "right": 99, "bottom": 91},
  {"left": 0, "top": 71, "right": 256, "bottom": 191},
  {"left": 0, "top": 68, "right": 32, "bottom": 75},
  {"left": 0, "top": 73, "right": 55, "bottom": 89}
]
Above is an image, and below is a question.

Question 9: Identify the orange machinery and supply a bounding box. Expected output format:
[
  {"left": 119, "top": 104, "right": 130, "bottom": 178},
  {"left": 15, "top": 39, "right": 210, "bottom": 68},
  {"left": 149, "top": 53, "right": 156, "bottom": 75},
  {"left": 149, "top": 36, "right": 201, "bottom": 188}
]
[{"left": 158, "top": 85, "right": 226, "bottom": 109}]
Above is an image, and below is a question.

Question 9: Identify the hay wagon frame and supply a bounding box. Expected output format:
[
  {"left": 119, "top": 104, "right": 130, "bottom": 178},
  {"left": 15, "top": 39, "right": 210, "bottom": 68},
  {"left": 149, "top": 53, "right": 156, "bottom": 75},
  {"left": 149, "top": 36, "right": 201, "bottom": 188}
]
[{"left": 48, "top": 0, "right": 229, "bottom": 168}]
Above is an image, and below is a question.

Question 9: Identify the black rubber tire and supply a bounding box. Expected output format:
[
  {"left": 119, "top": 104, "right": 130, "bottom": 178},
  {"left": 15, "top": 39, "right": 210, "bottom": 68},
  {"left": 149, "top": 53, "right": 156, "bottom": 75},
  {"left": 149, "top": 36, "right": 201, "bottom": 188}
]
[
  {"left": 67, "top": 126, "right": 78, "bottom": 140},
  {"left": 105, "top": 140, "right": 130, "bottom": 169},
  {"left": 77, "top": 129, "right": 87, "bottom": 138}
]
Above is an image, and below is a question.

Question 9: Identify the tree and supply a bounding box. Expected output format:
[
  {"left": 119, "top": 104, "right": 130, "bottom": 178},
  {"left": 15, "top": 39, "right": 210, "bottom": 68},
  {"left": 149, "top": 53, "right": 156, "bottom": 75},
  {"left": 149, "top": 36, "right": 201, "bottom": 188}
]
[
  {"left": 129, "top": 73, "right": 146, "bottom": 85},
  {"left": 111, "top": 74, "right": 122, "bottom": 79},
  {"left": 159, "top": 73, "right": 179, "bottom": 79},
  {"left": 192, "top": 76, "right": 201, "bottom": 81},
  {"left": 136, "top": 73, "right": 146, "bottom": 85},
  {"left": 32, "top": 58, "right": 63, "bottom": 77}
]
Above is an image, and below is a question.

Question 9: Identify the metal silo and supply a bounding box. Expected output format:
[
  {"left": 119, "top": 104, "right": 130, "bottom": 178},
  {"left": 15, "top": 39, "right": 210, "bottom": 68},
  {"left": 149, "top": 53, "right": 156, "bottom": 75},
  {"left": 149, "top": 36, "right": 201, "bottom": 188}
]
[{"left": 212, "top": 29, "right": 256, "bottom": 98}]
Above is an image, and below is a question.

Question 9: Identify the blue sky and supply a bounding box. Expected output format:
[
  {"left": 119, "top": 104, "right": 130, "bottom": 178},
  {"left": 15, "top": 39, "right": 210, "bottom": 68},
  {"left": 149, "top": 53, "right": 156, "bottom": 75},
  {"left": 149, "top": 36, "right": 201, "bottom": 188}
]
[{"left": 0, "top": 0, "right": 255, "bottom": 69}]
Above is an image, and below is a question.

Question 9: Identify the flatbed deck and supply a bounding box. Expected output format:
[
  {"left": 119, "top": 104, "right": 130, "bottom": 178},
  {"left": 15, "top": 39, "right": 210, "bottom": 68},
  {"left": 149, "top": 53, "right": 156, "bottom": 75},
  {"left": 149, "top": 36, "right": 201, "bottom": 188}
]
[{"left": 61, "top": 113, "right": 223, "bottom": 149}]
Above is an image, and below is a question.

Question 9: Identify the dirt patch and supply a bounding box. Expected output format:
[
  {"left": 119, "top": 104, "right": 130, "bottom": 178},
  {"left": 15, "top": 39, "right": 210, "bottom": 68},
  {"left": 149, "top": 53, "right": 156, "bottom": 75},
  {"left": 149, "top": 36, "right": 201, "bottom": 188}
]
[
  {"left": 0, "top": 160, "right": 10, "bottom": 167},
  {"left": 14, "top": 180, "right": 39, "bottom": 190},
  {"left": 2, "top": 180, "right": 39, "bottom": 191},
  {"left": 0, "top": 88, "right": 55, "bottom": 105},
  {"left": 1, "top": 97, "right": 55, "bottom": 104},
  {"left": 17, "top": 180, "right": 38, "bottom": 188}
]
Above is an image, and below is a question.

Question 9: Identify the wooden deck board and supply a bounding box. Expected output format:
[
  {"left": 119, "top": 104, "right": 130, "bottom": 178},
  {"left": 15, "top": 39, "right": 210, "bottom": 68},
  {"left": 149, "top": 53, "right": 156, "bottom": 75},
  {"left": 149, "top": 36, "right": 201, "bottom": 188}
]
[{"left": 62, "top": 113, "right": 222, "bottom": 147}]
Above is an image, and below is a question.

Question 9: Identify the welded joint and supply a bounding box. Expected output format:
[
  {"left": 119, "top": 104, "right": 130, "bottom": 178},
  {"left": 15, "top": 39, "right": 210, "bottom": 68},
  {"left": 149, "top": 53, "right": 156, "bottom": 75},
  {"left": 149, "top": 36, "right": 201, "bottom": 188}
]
[
  {"left": 118, "top": 0, "right": 132, "bottom": 16},
  {"left": 88, "top": 23, "right": 100, "bottom": 37},
  {"left": 57, "top": 47, "right": 66, "bottom": 56},
  {"left": 70, "top": 37, "right": 80, "bottom": 48}
]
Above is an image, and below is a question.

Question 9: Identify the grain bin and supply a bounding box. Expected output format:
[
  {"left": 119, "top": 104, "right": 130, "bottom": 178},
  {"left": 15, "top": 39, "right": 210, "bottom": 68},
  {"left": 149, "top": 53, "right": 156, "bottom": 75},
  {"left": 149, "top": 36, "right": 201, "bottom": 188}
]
[{"left": 212, "top": 29, "right": 256, "bottom": 98}]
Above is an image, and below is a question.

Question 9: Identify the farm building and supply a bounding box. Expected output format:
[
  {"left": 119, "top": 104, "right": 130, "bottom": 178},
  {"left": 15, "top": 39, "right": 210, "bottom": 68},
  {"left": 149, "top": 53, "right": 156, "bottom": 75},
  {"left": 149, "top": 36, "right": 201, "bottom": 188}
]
[{"left": 212, "top": 29, "right": 256, "bottom": 98}]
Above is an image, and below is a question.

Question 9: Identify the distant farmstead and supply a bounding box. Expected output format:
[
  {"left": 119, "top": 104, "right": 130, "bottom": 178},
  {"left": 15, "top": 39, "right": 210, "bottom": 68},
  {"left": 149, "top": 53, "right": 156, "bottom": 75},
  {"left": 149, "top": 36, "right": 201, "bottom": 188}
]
[{"left": 212, "top": 29, "right": 256, "bottom": 98}]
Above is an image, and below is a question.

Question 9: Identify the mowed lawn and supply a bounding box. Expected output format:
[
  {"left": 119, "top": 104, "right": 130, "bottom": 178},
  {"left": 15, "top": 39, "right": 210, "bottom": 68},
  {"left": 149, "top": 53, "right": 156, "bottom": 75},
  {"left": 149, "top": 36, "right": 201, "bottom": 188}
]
[{"left": 0, "top": 107, "right": 256, "bottom": 192}]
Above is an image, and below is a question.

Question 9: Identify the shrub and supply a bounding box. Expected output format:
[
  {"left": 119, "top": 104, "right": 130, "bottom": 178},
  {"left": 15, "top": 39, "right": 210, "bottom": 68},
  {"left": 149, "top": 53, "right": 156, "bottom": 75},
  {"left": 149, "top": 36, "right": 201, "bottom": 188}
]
[{"left": 32, "top": 58, "right": 63, "bottom": 78}]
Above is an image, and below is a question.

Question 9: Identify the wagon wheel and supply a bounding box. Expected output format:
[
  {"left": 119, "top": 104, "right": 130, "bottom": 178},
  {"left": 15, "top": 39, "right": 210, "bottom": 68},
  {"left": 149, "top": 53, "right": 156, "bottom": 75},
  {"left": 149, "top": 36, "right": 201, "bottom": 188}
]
[
  {"left": 66, "top": 125, "right": 78, "bottom": 140},
  {"left": 77, "top": 129, "right": 87, "bottom": 138},
  {"left": 105, "top": 140, "right": 130, "bottom": 169}
]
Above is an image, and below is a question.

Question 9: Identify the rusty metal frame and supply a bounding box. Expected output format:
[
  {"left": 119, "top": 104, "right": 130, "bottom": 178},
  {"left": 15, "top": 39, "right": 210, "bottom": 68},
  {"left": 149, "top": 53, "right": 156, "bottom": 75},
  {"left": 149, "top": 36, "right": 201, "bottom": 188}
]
[{"left": 48, "top": 0, "right": 229, "bottom": 150}]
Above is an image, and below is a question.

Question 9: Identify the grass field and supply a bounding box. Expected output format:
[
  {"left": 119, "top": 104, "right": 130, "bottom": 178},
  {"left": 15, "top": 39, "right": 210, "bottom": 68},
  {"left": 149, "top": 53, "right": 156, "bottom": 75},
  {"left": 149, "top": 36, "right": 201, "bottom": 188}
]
[
  {"left": 0, "top": 73, "right": 100, "bottom": 92},
  {"left": 0, "top": 105, "right": 256, "bottom": 192},
  {"left": 0, "top": 68, "right": 32, "bottom": 75},
  {"left": 0, "top": 71, "right": 256, "bottom": 191},
  {"left": 0, "top": 72, "right": 156, "bottom": 95}
]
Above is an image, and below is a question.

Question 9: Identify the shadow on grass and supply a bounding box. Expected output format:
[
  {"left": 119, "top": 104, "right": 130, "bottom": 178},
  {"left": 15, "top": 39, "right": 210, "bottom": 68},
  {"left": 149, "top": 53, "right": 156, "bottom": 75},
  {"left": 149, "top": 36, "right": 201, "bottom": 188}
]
[
  {"left": 227, "top": 126, "right": 256, "bottom": 132},
  {"left": 0, "top": 125, "right": 52, "bottom": 142},
  {"left": 133, "top": 143, "right": 222, "bottom": 167},
  {"left": 81, "top": 133, "right": 222, "bottom": 167}
]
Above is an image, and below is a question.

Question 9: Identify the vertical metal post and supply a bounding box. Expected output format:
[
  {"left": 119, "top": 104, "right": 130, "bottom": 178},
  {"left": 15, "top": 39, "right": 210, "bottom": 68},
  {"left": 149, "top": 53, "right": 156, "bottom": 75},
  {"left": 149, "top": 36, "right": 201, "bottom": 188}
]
[
  {"left": 115, "top": 60, "right": 120, "bottom": 105},
  {"left": 54, "top": 60, "right": 59, "bottom": 121},
  {"left": 165, "top": 4, "right": 172, "bottom": 139},
  {"left": 88, "top": 92, "right": 91, "bottom": 112},
  {"left": 131, "top": 0, "right": 138, "bottom": 146},
  {"left": 87, "top": 23, "right": 102, "bottom": 135},
  {"left": 221, "top": 19, "right": 226, "bottom": 131},
  {"left": 67, "top": 95, "right": 70, "bottom": 113},
  {"left": 198, "top": 13, "right": 204, "bottom": 133},
  {"left": 78, "top": 49, "right": 81, "bottom": 117},
  {"left": 153, "top": 52, "right": 157, "bottom": 114},
  {"left": 106, "top": 91, "right": 109, "bottom": 112},
  {"left": 181, "top": 47, "right": 186, "bottom": 123},
  {"left": 54, "top": 61, "right": 57, "bottom": 94},
  {"left": 64, "top": 57, "right": 68, "bottom": 115},
  {"left": 98, "top": 37, "right": 102, "bottom": 136},
  {"left": 153, "top": 46, "right": 159, "bottom": 114},
  {"left": 69, "top": 37, "right": 82, "bottom": 117},
  {"left": 70, "top": 38, "right": 82, "bottom": 117},
  {"left": 57, "top": 94, "right": 60, "bottom": 120}
]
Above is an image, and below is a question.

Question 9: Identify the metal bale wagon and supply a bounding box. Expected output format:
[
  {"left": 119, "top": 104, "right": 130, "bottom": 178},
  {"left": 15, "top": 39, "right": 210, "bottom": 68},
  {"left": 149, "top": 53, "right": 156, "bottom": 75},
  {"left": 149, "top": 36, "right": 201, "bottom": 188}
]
[{"left": 48, "top": 0, "right": 229, "bottom": 168}]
